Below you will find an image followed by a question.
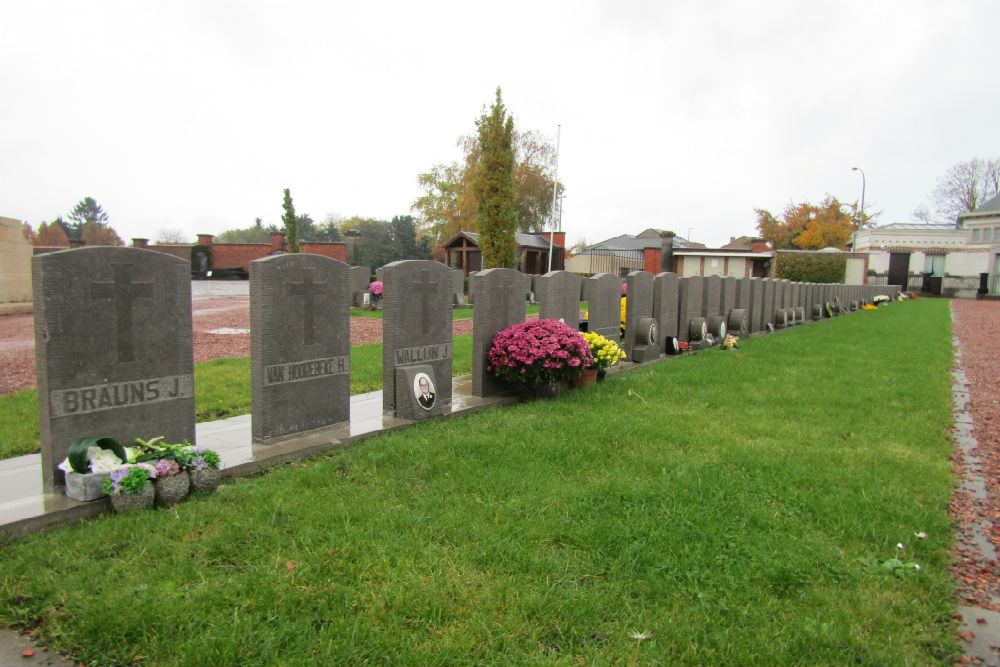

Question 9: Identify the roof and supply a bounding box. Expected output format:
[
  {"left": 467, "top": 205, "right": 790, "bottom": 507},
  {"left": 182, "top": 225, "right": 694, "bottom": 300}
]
[
  {"left": 974, "top": 194, "right": 1000, "bottom": 214},
  {"left": 874, "top": 222, "right": 957, "bottom": 230},
  {"left": 719, "top": 235, "right": 760, "bottom": 250},
  {"left": 581, "top": 233, "right": 704, "bottom": 253},
  {"left": 441, "top": 231, "right": 563, "bottom": 250}
]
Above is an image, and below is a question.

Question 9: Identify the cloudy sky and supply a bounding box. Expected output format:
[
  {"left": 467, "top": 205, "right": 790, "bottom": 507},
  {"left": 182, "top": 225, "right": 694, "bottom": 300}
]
[{"left": 2, "top": 0, "right": 997, "bottom": 249}]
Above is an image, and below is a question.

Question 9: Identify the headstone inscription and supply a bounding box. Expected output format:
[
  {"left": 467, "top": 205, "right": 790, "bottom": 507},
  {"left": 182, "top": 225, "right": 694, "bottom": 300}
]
[
  {"left": 33, "top": 247, "right": 195, "bottom": 492},
  {"left": 382, "top": 260, "right": 453, "bottom": 419},
  {"left": 535, "top": 270, "right": 583, "bottom": 328},
  {"left": 250, "top": 254, "right": 350, "bottom": 442},
  {"left": 624, "top": 271, "right": 657, "bottom": 362},
  {"left": 653, "top": 272, "right": 680, "bottom": 352},
  {"left": 585, "top": 273, "right": 623, "bottom": 342},
  {"left": 348, "top": 266, "right": 371, "bottom": 308},
  {"left": 678, "top": 276, "right": 707, "bottom": 344},
  {"left": 471, "top": 268, "right": 530, "bottom": 397}
]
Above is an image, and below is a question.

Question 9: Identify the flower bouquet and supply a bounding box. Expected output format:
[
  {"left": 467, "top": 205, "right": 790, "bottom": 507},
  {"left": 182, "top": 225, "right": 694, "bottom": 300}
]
[
  {"left": 722, "top": 334, "right": 740, "bottom": 350},
  {"left": 152, "top": 458, "right": 189, "bottom": 506},
  {"left": 488, "top": 319, "right": 593, "bottom": 399},
  {"left": 102, "top": 464, "right": 156, "bottom": 513},
  {"left": 678, "top": 341, "right": 693, "bottom": 353},
  {"left": 368, "top": 280, "right": 384, "bottom": 310},
  {"left": 582, "top": 331, "right": 626, "bottom": 377},
  {"left": 873, "top": 294, "right": 890, "bottom": 305},
  {"left": 187, "top": 446, "right": 223, "bottom": 493},
  {"left": 58, "top": 437, "right": 129, "bottom": 501}
]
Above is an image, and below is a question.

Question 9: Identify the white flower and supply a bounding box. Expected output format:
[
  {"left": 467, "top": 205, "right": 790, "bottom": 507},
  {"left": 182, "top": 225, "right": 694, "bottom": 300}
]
[
  {"left": 630, "top": 632, "right": 651, "bottom": 641},
  {"left": 914, "top": 564, "right": 922, "bottom": 571},
  {"left": 896, "top": 543, "right": 904, "bottom": 550},
  {"left": 57, "top": 458, "right": 73, "bottom": 473},
  {"left": 88, "top": 446, "right": 125, "bottom": 472},
  {"left": 915, "top": 532, "right": 927, "bottom": 539}
]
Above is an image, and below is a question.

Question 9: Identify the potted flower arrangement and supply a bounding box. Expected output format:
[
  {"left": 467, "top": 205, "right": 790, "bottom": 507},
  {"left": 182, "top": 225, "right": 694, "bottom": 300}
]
[
  {"left": 187, "top": 446, "right": 223, "bottom": 493},
  {"left": 152, "top": 459, "right": 189, "bottom": 506},
  {"left": 722, "top": 334, "right": 740, "bottom": 350},
  {"left": 58, "top": 437, "right": 129, "bottom": 501},
  {"left": 678, "top": 341, "right": 693, "bottom": 353},
  {"left": 487, "top": 319, "right": 593, "bottom": 399},
  {"left": 580, "top": 331, "right": 627, "bottom": 384},
  {"left": 101, "top": 464, "right": 157, "bottom": 513},
  {"left": 368, "top": 280, "right": 384, "bottom": 310},
  {"left": 873, "top": 294, "right": 890, "bottom": 305}
]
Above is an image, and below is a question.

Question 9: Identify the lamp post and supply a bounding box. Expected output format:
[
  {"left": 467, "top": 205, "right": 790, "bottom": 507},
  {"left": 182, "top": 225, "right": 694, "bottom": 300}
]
[{"left": 851, "top": 166, "right": 866, "bottom": 218}]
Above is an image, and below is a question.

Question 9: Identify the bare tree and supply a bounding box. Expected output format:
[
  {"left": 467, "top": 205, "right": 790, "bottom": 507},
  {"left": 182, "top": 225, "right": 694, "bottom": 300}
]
[
  {"left": 156, "top": 229, "right": 188, "bottom": 244},
  {"left": 922, "top": 157, "right": 1000, "bottom": 222}
]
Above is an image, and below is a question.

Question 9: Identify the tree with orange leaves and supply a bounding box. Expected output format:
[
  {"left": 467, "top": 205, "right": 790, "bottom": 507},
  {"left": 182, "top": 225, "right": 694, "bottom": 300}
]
[{"left": 755, "top": 196, "right": 872, "bottom": 250}]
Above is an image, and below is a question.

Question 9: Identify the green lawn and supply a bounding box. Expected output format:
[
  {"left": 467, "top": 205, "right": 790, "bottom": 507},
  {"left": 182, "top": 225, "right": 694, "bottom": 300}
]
[
  {"left": 0, "top": 336, "right": 474, "bottom": 460},
  {"left": 0, "top": 300, "right": 960, "bottom": 666}
]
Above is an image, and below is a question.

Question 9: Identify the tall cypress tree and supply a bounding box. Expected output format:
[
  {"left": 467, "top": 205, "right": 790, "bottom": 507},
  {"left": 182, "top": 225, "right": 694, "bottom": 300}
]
[
  {"left": 282, "top": 188, "right": 300, "bottom": 252},
  {"left": 473, "top": 87, "right": 518, "bottom": 269}
]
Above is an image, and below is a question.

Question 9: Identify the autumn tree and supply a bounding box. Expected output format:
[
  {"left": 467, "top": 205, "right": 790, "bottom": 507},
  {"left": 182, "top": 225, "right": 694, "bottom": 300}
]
[
  {"left": 63, "top": 197, "right": 122, "bottom": 246},
  {"left": 914, "top": 157, "right": 1000, "bottom": 222},
  {"left": 413, "top": 123, "right": 563, "bottom": 246},
  {"left": 756, "top": 196, "right": 869, "bottom": 250},
  {"left": 281, "top": 188, "right": 300, "bottom": 253},
  {"left": 473, "top": 87, "right": 518, "bottom": 269},
  {"left": 34, "top": 219, "right": 70, "bottom": 246}
]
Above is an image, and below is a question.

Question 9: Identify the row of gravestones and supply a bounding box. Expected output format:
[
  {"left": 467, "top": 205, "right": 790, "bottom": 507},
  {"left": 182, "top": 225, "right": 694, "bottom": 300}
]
[
  {"left": 32, "top": 247, "right": 899, "bottom": 493},
  {"left": 348, "top": 265, "right": 467, "bottom": 309}
]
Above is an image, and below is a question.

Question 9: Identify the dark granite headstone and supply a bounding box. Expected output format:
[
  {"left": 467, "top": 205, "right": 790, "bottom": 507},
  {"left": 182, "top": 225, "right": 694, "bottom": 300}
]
[
  {"left": 472, "top": 268, "right": 530, "bottom": 397},
  {"left": 349, "top": 266, "right": 371, "bottom": 308},
  {"left": 702, "top": 275, "right": 726, "bottom": 340},
  {"left": 250, "top": 254, "right": 350, "bottom": 442},
  {"left": 748, "top": 278, "right": 763, "bottom": 333},
  {"left": 761, "top": 278, "right": 776, "bottom": 329},
  {"left": 382, "top": 260, "right": 452, "bottom": 417},
  {"left": 624, "top": 271, "right": 657, "bottom": 362},
  {"left": 678, "top": 276, "right": 705, "bottom": 343},
  {"left": 653, "top": 272, "right": 680, "bottom": 345},
  {"left": 535, "top": 270, "right": 582, "bottom": 328},
  {"left": 584, "top": 273, "right": 623, "bottom": 342},
  {"left": 450, "top": 268, "right": 465, "bottom": 306},
  {"left": 721, "top": 277, "right": 737, "bottom": 317},
  {"left": 33, "top": 247, "right": 194, "bottom": 492}
]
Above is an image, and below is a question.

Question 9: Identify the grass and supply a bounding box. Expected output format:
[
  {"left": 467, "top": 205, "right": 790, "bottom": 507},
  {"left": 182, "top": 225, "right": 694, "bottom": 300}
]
[
  {"left": 0, "top": 336, "right": 474, "bottom": 459},
  {"left": 0, "top": 300, "right": 960, "bottom": 666}
]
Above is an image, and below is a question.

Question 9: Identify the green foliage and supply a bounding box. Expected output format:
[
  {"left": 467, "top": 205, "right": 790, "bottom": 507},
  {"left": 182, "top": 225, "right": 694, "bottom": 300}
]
[
  {"left": 100, "top": 467, "right": 151, "bottom": 495},
  {"left": 473, "top": 87, "right": 518, "bottom": 268},
  {"left": 773, "top": 251, "right": 847, "bottom": 283},
  {"left": 756, "top": 196, "right": 868, "bottom": 250},
  {"left": 281, "top": 188, "right": 299, "bottom": 253},
  {"left": 0, "top": 301, "right": 959, "bottom": 666}
]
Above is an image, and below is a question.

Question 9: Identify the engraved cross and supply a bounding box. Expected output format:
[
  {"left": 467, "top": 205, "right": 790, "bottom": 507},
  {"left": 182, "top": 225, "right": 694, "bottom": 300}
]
[
  {"left": 411, "top": 268, "right": 440, "bottom": 335},
  {"left": 90, "top": 263, "right": 154, "bottom": 363},
  {"left": 287, "top": 268, "right": 327, "bottom": 346}
]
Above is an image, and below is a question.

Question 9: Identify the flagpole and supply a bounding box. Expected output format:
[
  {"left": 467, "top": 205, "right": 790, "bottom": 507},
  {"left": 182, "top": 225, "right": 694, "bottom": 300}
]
[{"left": 547, "top": 125, "right": 561, "bottom": 273}]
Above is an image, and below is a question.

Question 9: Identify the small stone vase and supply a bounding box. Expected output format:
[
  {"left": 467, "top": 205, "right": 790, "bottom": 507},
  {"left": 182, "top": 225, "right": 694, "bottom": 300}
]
[
  {"left": 189, "top": 468, "right": 221, "bottom": 494},
  {"left": 109, "top": 482, "right": 155, "bottom": 513},
  {"left": 154, "top": 471, "right": 190, "bottom": 506}
]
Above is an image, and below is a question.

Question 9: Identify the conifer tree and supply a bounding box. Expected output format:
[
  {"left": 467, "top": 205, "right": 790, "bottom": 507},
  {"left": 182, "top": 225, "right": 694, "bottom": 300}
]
[
  {"left": 282, "top": 188, "right": 300, "bottom": 252},
  {"left": 473, "top": 87, "right": 518, "bottom": 268}
]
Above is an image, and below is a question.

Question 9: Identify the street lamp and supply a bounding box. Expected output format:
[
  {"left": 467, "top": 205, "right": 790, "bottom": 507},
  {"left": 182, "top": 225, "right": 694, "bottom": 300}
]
[{"left": 851, "top": 166, "right": 866, "bottom": 218}]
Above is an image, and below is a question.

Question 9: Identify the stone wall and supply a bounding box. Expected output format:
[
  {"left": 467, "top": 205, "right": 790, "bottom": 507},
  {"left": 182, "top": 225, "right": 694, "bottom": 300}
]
[{"left": 0, "top": 216, "right": 32, "bottom": 303}]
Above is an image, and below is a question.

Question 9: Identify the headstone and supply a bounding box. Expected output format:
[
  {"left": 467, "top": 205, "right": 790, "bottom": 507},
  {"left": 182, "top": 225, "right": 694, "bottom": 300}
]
[
  {"left": 748, "top": 278, "right": 763, "bottom": 333},
  {"left": 702, "top": 275, "right": 726, "bottom": 340},
  {"left": 653, "top": 272, "right": 680, "bottom": 347},
  {"left": 382, "top": 260, "right": 453, "bottom": 419},
  {"left": 720, "top": 277, "right": 737, "bottom": 317},
  {"left": 450, "top": 268, "right": 465, "bottom": 306},
  {"left": 250, "top": 254, "right": 350, "bottom": 442},
  {"left": 472, "top": 268, "right": 530, "bottom": 397},
  {"left": 761, "top": 278, "right": 776, "bottom": 330},
  {"left": 584, "top": 273, "right": 623, "bottom": 342},
  {"left": 348, "top": 266, "right": 371, "bottom": 308},
  {"left": 33, "top": 247, "right": 194, "bottom": 492},
  {"left": 535, "top": 270, "right": 582, "bottom": 328},
  {"left": 677, "top": 276, "right": 705, "bottom": 343},
  {"left": 624, "top": 271, "right": 657, "bottom": 362}
]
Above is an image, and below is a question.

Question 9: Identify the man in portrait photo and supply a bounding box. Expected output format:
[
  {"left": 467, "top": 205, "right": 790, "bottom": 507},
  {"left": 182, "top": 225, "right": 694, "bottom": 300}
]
[{"left": 416, "top": 374, "right": 435, "bottom": 410}]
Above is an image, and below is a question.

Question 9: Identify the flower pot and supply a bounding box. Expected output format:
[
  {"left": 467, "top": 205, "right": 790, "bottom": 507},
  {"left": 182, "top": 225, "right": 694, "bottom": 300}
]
[
  {"left": 518, "top": 380, "right": 566, "bottom": 401},
  {"left": 154, "top": 471, "right": 190, "bottom": 506},
  {"left": 65, "top": 471, "right": 110, "bottom": 502},
  {"left": 189, "top": 468, "right": 221, "bottom": 494},
  {"left": 109, "top": 482, "right": 155, "bottom": 513},
  {"left": 571, "top": 367, "right": 599, "bottom": 388},
  {"left": 596, "top": 369, "right": 608, "bottom": 382}
]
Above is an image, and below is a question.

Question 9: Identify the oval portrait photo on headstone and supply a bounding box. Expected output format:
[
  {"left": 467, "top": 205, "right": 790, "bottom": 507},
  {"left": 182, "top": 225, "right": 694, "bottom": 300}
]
[{"left": 413, "top": 372, "right": 436, "bottom": 410}]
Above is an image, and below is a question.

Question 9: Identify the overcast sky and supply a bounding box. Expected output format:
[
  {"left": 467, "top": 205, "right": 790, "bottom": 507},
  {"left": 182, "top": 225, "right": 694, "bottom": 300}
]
[{"left": 2, "top": 0, "right": 997, "bottom": 249}]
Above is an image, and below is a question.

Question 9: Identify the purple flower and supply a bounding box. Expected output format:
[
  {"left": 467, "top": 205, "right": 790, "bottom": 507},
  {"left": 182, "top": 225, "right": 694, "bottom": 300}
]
[{"left": 154, "top": 459, "right": 180, "bottom": 478}]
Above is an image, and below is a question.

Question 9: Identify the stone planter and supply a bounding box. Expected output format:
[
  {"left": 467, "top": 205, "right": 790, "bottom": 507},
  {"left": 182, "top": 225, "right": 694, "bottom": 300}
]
[
  {"left": 65, "top": 471, "right": 110, "bottom": 502},
  {"left": 154, "top": 471, "right": 190, "bottom": 506},
  {"left": 571, "top": 367, "right": 599, "bottom": 388},
  {"left": 189, "top": 468, "right": 221, "bottom": 494},
  {"left": 109, "top": 482, "right": 155, "bottom": 513}
]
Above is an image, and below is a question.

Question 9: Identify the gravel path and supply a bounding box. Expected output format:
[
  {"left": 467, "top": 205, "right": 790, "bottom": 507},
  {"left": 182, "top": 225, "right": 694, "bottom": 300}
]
[
  {"left": 0, "top": 295, "right": 474, "bottom": 396},
  {"left": 950, "top": 299, "right": 1000, "bottom": 612}
]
